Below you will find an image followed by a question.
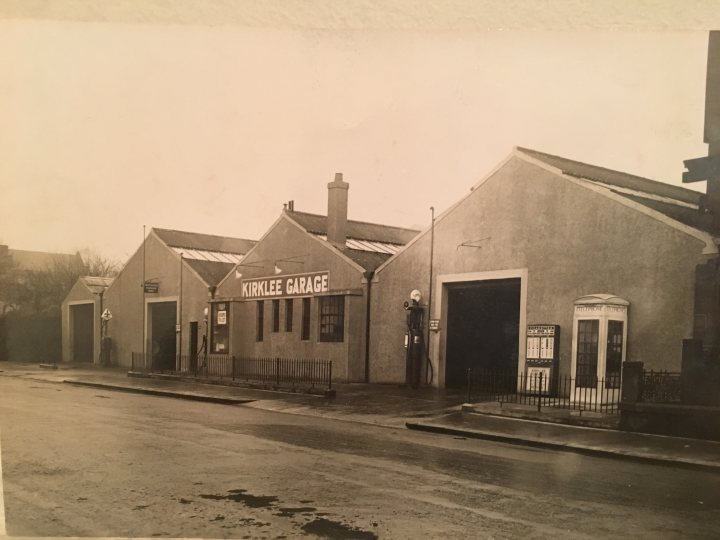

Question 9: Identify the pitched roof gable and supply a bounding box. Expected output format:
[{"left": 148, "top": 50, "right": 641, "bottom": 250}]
[
  {"left": 515, "top": 147, "right": 709, "bottom": 231},
  {"left": 375, "top": 147, "right": 717, "bottom": 276}
]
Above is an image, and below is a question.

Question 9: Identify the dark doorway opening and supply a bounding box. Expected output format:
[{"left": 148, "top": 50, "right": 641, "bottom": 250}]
[
  {"left": 189, "top": 321, "right": 199, "bottom": 371},
  {"left": 71, "top": 303, "right": 94, "bottom": 363},
  {"left": 445, "top": 278, "right": 521, "bottom": 388},
  {"left": 150, "top": 301, "right": 177, "bottom": 371}
]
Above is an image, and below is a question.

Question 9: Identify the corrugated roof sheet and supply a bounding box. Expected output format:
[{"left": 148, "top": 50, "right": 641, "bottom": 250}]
[
  {"left": 286, "top": 211, "right": 419, "bottom": 245},
  {"left": 517, "top": 147, "right": 711, "bottom": 232},
  {"left": 153, "top": 228, "right": 256, "bottom": 254},
  {"left": 171, "top": 247, "right": 244, "bottom": 264}
]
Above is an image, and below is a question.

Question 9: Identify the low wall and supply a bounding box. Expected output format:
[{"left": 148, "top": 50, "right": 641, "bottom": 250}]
[
  {"left": 0, "top": 312, "right": 61, "bottom": 363},
  {"left": 620, "top": 402, "right": 720, "bottom": 441}
]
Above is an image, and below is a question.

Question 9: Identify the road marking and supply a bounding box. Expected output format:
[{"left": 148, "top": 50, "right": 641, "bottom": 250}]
[{"left": 0, "top": 430, "right": 6, "bottom": 537}]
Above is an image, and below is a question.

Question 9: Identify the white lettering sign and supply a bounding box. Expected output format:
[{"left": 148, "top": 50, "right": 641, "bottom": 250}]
[{"left": 241, "top": 271, "right": 330, "bottom": 299}]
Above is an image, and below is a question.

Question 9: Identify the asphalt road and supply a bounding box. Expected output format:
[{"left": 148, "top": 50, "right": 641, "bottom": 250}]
[{"left": 0, "top": 377, "right": 718, "bottom": 539}]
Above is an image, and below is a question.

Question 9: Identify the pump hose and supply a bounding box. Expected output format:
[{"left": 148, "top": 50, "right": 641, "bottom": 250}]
[{"left": 425, "top": 346, "right": 434, "bottom": 385}]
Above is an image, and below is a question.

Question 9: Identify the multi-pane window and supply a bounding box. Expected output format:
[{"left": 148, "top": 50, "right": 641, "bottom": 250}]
[
  {"left": 319, "top": 295, "right": 344, "bottom": 342},
  {"left": 605, "top": 320, "right": 624, "bottom": 388},
  {"left": 256, "top": 301, "right": 264, "bottom": 342},
  {"left": 301, "top": 297, "right": 311, "bottom": 341},
  {"left": 576, "top": 319, "right": 599, "bottom": 388},
  {"left": 272, "top": 299, "right": 280, "bottom": 332},
  {"left": 285, "top": 299, "right": 293, "bottom": 332}
]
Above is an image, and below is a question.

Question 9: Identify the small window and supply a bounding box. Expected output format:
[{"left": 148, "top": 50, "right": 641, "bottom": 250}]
[
  {"left": 256, "top": 301, "right": 264, "bottom": 342},
  {"left": 285, "top": 299, "right": 293, "bottom": 332},
  {"left": 319, "top": 295, "right": 344, "bottom": 342},
  {"left": 272, "top": 299, "right": 280, "bottom": 332},
  {"left": 301, "top": 297, "right": 311, "bottom": 340}
]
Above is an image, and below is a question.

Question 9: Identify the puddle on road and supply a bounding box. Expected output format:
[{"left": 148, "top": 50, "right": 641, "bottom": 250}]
[
  {"left": 274, "top": 506, "right": 316, "bottom": 517},
  {"left": 301, "top": 517, "right": 378, "bottom": 539},
  {"left": 200, "top": 489, "right": 278, "bottom": 508},
  {"left": 196, "top": 489, "right": 376, "bottom": 538}
]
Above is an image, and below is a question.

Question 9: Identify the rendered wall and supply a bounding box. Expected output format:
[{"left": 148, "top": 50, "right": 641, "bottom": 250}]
[
  {"left": 370, "top": 156, "right": 708, "bottom": 386},
  {"left": 103, "top": 232, "right": 213, "bottom": 367},
  {"left": 217, "top": 215, "right": 368, "bottom": 382}
]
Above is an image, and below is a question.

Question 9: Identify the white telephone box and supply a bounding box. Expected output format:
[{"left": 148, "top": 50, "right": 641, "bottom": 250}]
[{"left": 570, "top": 294, "right": 628, "bottom": 403}]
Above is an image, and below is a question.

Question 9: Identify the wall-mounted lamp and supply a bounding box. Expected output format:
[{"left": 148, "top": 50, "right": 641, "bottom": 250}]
[
  {"left": 456, "top": 237, "right": 490, "bottom": 250},
  {"left": 235, "top": 255, "right": 307, "bottom": 277}
]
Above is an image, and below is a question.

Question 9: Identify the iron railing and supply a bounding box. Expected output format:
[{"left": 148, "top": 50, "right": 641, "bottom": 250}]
[
  {"left": 467, "top": 369, "right": 623, "bottom": 414},
  {"left": 641, "top": 370, "right": 682, "bottom": 403},
  {"left": 131, "top": 352, "right": 332, "bottom": 390}
]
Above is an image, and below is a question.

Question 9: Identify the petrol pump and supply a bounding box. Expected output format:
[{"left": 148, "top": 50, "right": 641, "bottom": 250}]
[{"left": 404, "top": 289, "right": 424, "bottom": 389}]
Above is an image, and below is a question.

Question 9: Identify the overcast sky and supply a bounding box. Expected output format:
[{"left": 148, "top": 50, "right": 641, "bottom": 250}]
[{"left": 1, "top": 3, "right": 717, "bottom": 262}]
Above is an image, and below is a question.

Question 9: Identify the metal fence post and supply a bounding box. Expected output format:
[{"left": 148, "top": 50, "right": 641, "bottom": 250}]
[
  {"left": 466, "top": 368, "right": 472, "bottom": 403},
  {"left": 276, "top": 357, "right": 280, "bottom": 386},
  {"left": 537, "top": 371, "right": 543, "bottom": 412},
  {"left": 328, "top": 361, "right": 332, "bottom": 390}
]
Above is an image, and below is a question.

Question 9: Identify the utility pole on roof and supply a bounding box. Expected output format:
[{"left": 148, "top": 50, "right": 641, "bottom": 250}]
[{"left": 684, "top": 31, "right": 720, "bottom": 232}]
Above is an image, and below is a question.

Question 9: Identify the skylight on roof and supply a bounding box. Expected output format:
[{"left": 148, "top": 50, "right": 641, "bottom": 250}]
[
  {"left": 173, "top": 247, "right": 245, "bottom": 263},
  {"left": 313, "top": 234, "right": 402, "bottom": 254}
]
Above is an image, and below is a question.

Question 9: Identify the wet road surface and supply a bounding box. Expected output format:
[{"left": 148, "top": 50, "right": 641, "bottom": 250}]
[{"left": 0, "top": 377, "right": 718, "bottom": 539}]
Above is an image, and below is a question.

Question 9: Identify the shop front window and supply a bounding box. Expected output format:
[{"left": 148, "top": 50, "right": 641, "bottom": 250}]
[
  {"left": 211, "top": 302, "right": 229, "bottom": 354},
  {"left": 319, "top": 295, "right": 344, "bottom": 342}
]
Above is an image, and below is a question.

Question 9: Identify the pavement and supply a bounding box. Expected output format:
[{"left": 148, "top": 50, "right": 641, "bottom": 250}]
[{"left": 2, "top": 360, "right": 720, "bottom": 472}]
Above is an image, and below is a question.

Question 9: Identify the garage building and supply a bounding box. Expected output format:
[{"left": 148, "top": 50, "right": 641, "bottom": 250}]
[{"left": 370, "top": 147, "right": 716, "bottom": 390}]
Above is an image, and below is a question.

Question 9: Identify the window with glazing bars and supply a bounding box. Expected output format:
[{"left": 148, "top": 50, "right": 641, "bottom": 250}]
[
  {"left": 256, "top": 301, "right": 264, "bottom": 342},
  {"left": 285, "top": 299, "right": 293, "bottom": 332},
  {"left": 319, "top": 295, "right": 344, "bottom": 342},
  {"left": 272, "top": 299, "right": 280, "bottom": 332},
  {"left": 301, "top": 297, "right": 311, "bottom": 340},
  {"left": 576, "top": 319, "right": 599, "bottom": 388}
]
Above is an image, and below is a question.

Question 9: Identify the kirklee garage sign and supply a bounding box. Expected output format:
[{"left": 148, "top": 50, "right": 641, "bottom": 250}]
[{"left": 241, "top": 271, "right": 329, "bottom": 299}]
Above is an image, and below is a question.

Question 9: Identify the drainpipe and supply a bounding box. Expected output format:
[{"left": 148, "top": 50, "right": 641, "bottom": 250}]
[
  {"left": 364, "top": 270, "right": 374, "bottom": 383},
  {"left": 426, "top": 206, "right": 435, "bottom": 385}
]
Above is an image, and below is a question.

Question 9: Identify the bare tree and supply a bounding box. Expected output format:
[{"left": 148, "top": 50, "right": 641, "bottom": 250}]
[{"left": 0, "top": 249, "right": 120, "bottom": 314}]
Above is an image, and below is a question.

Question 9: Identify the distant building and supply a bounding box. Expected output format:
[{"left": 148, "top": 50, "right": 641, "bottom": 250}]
[{"left": 0, "top": 244, "right": 84, "bottom": 314}]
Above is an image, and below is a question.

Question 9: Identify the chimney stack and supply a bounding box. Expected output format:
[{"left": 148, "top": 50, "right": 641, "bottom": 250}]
[{"left": 327, "top": 172, "right": 349, "bottom": 249}]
